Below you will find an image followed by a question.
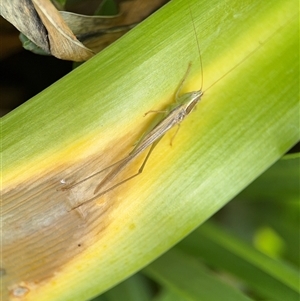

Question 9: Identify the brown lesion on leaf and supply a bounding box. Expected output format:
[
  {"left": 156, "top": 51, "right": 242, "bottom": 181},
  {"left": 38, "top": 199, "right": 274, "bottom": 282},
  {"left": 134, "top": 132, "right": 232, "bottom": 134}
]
[{"left": 1, "top": 150, "right": 119, "bottom": 298}]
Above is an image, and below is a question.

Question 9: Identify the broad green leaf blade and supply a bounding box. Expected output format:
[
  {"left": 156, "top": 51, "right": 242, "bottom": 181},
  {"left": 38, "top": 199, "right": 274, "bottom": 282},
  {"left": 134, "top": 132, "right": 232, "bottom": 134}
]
[
  {"left": 143, "top": 248, "right": 253, "bottom": 301},
  {"left": 1, "top": 0, "right": 298, "bottom": 300},
  {"left": 177, "top": 222, "right": 300, "bottom": 301}
]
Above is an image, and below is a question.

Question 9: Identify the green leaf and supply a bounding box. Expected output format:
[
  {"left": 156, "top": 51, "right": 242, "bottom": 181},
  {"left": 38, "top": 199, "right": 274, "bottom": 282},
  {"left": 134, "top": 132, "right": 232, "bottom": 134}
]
[
  {"left": 2, "top": 0, "right": 298, "bottom": 300},
  {"left": 143, "top": 248, "right": 253, "bottom": 301},
  {"left": 94, "top": 274, "right": 154, "bottom": 301},
  {"left": 177, "top": 222, "right": 300, "bottom": 301},
  {"left": 238, "top": 156, "right": 300, "bottom": 202}
]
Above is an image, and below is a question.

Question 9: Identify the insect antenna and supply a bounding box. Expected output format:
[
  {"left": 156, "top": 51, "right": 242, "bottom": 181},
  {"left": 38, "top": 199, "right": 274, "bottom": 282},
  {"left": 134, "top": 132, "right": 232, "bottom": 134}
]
[
  {"left": 189, "top": 6, "right": 204, "bottom": 92},
  {"left": 203, "top": 17, "right": 293, "bottom": 93}
]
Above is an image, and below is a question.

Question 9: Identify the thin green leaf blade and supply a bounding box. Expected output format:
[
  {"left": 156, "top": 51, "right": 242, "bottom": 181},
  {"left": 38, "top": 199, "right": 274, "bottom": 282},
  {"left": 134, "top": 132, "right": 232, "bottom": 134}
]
[
  {"left": 143, "top": 249, "right": 253, "bottom": 301},
  {"left": 177, "top": 222, "right": 300, "bottom": 301}
]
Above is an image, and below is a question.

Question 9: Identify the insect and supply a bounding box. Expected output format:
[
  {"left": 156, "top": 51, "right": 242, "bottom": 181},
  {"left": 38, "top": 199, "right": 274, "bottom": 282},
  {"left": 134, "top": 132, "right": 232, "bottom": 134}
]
[
  {"left": 60, "top": 11, "right": 205, "bottom": 208},
  {"left": 62, "top": 73, "right": 203, "bottom": 208},
  {"left": 61, "top": 9, "right": 289, "bottom": 209}
]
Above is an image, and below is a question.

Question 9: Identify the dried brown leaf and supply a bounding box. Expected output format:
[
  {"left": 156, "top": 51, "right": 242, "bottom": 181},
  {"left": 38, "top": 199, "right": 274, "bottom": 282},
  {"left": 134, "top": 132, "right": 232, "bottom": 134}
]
[
  {"left": 60, "top": 11, "right": 135, "bottom": 52},
  {"left": 0, "top": 0, "right": 50, "bottom": 53},
  {"left": 32, "top": 0, "right": 94, "bottom": 61},
  {"left": 60, "top": 0, "right": 169, "bottom": 52}
]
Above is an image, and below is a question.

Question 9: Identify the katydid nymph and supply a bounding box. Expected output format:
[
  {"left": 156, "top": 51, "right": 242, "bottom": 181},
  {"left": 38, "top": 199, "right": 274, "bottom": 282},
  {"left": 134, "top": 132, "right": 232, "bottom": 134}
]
[
  {"left": 60, "top": 8, "right": 288, "bottom": 209},
  {"left": 60, "top": 13, "right": 204, "bottom": 208},
  {"left": 62, "top": 65, "right": 204, "bottom": 208}
]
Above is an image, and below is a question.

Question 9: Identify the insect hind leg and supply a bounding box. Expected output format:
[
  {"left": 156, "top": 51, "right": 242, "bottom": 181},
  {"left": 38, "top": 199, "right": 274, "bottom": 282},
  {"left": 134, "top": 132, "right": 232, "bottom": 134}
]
[{"left": 71, "top": 140, "right": 161, "bottom": 210}]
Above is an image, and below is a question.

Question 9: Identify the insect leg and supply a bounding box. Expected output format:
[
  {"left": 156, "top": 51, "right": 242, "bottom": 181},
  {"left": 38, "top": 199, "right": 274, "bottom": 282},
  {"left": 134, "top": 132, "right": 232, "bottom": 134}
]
[{"left": 175, "top": 62, "right": 192, "bottom": 101}]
